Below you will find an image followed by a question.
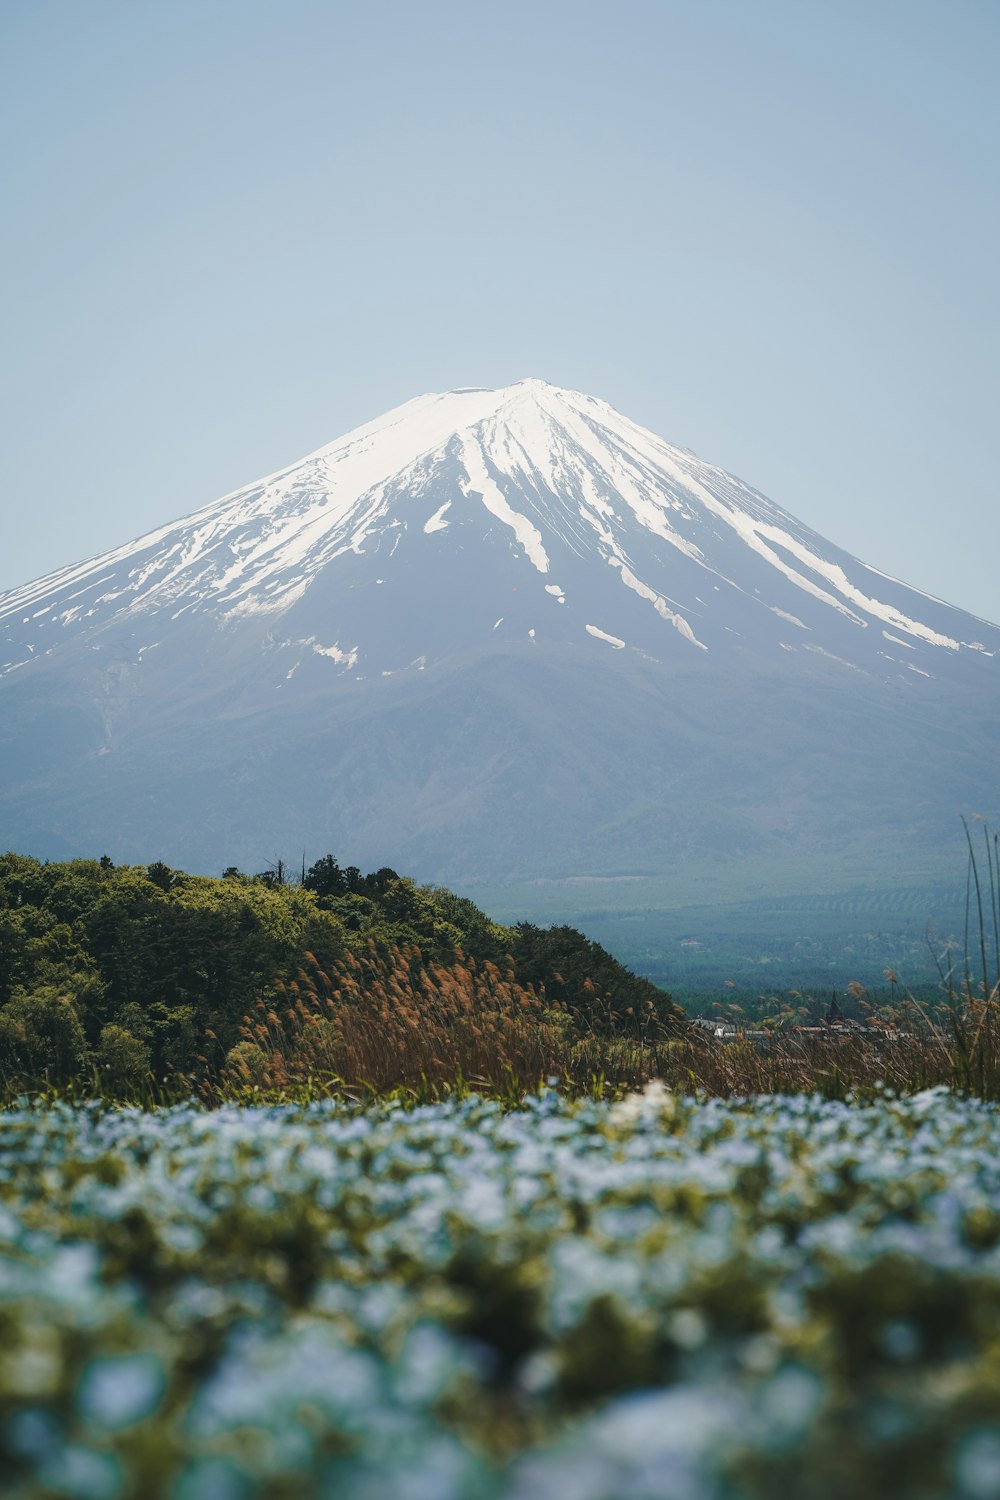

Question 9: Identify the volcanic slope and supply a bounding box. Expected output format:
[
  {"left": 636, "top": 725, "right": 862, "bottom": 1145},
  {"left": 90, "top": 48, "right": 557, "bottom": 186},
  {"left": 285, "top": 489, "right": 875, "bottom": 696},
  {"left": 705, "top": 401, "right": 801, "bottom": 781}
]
[{"left": 0, "top": 378, "right": 997, "bottom": 900}]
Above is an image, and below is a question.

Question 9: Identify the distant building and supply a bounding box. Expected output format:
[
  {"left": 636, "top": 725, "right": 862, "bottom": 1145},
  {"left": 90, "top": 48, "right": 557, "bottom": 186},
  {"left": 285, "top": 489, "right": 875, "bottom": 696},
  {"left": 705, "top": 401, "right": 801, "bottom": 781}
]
[
  {"left": 688, "top": 1000, "right": 910, "bottom": 1049},
  {"left": 690, "top": 1016, "right": 739, "bottom": 1041}
]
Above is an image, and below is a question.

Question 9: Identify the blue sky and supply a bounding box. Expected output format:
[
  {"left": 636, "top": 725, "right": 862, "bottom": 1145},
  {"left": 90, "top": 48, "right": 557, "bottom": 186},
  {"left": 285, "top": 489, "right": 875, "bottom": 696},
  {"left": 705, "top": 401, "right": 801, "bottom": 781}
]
[{"left": 2, "top": 0, "right": 998, "bottom": 620}]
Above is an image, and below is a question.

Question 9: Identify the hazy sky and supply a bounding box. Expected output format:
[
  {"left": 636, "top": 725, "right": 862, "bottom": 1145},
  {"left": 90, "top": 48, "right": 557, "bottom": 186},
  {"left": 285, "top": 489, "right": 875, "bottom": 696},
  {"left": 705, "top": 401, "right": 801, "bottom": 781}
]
[{"left": 2, "top": 0, "right": 998, "bottom": 621}]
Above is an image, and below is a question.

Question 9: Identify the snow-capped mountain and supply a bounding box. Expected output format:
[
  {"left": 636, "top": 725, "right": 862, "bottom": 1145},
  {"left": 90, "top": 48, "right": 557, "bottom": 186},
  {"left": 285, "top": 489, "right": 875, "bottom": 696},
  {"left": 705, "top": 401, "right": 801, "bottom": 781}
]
[
  {"left": 1, "top": 377, "right": 994, "bottom": 684},
  {"left": 0, "top": 378, "right": 997, "bottom": 896}
]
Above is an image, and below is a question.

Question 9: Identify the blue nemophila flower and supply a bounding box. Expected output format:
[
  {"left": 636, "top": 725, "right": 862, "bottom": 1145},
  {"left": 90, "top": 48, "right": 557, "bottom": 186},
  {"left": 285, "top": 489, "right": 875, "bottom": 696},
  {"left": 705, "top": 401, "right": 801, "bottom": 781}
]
[
  {"left": 954, "top": 1429, "right": 1000, "bottom": 1500},
  {"left": 171, "top": 1456, "right": 254, "bottom": 1500},
  {"left": 77, "top": 1353, "right": 166, "bottom": 1430},
  {"left": 3, "top": 1090, "right": 1000, "bottom": 1497},
  {"left": 36, "top": 1443, "right": 123, "bottom": 1500}
]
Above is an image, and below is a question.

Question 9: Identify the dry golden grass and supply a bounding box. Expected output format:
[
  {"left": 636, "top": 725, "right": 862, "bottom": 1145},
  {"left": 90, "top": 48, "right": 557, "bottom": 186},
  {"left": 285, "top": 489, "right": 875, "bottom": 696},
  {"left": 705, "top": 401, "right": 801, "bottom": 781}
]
[
  {"left": 206, "top": 934, "right": 1000, "bottom": 1104},
  {"left": 217, "top": 942, "right": 572, "bottom": 1096}
]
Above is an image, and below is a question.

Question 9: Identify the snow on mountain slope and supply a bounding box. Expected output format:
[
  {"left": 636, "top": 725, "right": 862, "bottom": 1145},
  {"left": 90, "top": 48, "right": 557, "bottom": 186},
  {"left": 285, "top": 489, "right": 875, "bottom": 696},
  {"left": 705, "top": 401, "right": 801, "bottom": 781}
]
[{"left": 2, "top": 378, "right": 995, "bottom": 689}]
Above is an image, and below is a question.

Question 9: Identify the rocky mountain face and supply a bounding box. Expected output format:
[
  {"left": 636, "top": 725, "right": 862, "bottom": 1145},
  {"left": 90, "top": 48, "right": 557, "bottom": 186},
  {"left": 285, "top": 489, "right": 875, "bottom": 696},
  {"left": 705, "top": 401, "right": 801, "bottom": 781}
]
[{"left": 1, "top": 378, "right": 997, "bottom": 902}]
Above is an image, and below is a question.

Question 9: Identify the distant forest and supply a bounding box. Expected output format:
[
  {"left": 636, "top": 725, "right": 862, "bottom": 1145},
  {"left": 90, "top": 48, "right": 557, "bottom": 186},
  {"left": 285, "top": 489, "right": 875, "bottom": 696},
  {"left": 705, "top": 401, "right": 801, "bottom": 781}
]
[{"left": 0, "top": 852, "right": 678, "bottom": 1094}]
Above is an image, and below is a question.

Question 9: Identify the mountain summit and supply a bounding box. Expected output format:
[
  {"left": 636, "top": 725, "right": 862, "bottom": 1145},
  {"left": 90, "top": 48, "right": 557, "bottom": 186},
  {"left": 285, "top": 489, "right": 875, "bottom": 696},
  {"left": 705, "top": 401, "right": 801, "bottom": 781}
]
[
  {"left": 0, "top": 380, "right": 997, "bottom": 899},
  {"left": 2, "top": 377, "right": 992, "bottom": 682}
]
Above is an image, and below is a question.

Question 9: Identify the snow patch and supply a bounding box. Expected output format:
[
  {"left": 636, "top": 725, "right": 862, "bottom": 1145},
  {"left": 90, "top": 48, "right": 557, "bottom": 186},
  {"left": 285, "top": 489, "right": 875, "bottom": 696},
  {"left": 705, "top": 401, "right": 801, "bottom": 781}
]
[
  {"left": 458, "top": 435, "right": 550, "bottom": 574},
  {"left": 424, "top": 501, "right": 451, "bottom": 534},
  {"left": 770, "top": 606, "right": 808, "bottom": 630},
  {"left": 313, "top": 642, "right": 359, "bottom": 669},
  {"left": 586, "top": 624, "right": 626, "bottom": 649},
  {"left": 613, "top": 560, "right": 707, "bottom": 651},
  {"left": 803, "top": 643, "right": 865, "bottom": 674}
]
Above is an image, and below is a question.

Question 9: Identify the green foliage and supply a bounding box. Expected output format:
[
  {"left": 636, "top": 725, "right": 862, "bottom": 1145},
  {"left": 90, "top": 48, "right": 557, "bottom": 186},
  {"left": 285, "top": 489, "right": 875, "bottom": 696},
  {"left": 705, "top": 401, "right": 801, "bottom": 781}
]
[
  {"left": 95, "top": 1023, "right": 152, "bottom": 1092},
  {"left": 512, "top": 921, "right": 681, "bottom": 1032},
  {"left": 0, "top": 984, "right": 88, "bottom": 1083},
  {"left": 0, "top": 851, "right": 678, "bottom": 1098}
]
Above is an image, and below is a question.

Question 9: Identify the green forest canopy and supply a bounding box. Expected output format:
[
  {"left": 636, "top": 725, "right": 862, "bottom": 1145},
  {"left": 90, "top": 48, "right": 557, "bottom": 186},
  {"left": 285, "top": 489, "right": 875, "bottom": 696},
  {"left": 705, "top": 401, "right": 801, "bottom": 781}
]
[{"left": 0, "top": 852, "right": 677, "bottom": 1089}]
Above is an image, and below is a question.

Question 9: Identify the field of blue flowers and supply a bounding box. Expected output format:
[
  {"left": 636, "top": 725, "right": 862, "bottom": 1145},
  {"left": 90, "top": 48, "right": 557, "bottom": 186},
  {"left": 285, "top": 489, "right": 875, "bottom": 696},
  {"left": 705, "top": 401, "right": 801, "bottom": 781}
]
[{"left": 3, "top": 1086, "right": 1000, "bottom": 1499}]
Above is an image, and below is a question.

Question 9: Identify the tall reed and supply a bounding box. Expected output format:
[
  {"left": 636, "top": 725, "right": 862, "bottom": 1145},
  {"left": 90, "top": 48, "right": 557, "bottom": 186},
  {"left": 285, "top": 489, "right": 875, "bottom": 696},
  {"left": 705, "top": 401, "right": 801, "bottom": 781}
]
[{"left": 212, "top": 942, "right": 572, "bottom": 1099}]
